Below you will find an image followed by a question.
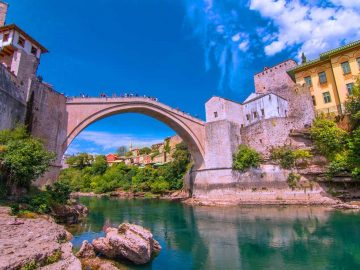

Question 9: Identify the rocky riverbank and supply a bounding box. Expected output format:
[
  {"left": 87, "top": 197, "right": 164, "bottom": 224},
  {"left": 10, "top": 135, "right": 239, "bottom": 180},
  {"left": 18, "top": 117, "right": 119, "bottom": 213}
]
[
  {"left": 0, "top": 207, "right": 81, "bottom": 270},
  {"left": 71, "top": 189, "right": 190, "bottom": 201}
]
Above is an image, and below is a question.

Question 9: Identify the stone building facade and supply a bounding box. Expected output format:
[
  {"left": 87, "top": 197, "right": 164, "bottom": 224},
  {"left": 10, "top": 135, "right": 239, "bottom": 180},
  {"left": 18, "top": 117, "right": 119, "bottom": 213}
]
[
  {"left": 287, "top": 40, "right": 360, "bottom": 115},
  {"left": 204, "top": 66, "right": 314, "bottom": 169},
  {"left": 0, "top": 2, "right": 67, "bottom": 186}
]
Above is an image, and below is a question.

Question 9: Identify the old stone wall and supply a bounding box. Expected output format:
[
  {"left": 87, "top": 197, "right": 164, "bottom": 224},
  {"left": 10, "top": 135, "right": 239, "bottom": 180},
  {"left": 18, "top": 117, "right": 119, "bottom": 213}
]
[
  {"left": 240, "top": 118, "right": 291, "bottom": 156},
  {"left": 254, "top": 59, "right": 297, "bottom": 94},
  {"left": 0, "top": 64, "right": 26, "bottom": 130},
  {"left": 190, "top": 166, "right": 335, "bottom": 205},
  {"left": 204, "top": 120, "right": 241, "bottom": 169},
  {"left": 28, "top": 80, "right": 68, "bottom": 186}
]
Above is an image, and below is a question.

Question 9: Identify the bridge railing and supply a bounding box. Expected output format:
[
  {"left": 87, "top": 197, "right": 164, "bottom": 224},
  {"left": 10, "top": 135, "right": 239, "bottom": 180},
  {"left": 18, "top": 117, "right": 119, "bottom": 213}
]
[{"left": 66, "top": 96, "right": 204, "bottom": 123}]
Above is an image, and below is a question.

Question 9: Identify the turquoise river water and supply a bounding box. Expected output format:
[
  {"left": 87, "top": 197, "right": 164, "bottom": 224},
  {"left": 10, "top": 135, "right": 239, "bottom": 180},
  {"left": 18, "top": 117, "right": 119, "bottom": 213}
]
[{"left": 69, "top": 197, "right": 360, "bottom": 270}]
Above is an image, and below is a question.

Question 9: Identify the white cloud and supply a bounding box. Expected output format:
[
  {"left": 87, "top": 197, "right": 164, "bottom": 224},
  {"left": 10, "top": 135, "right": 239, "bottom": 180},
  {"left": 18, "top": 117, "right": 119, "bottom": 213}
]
[{"left": 250, "top": 0, "right": 360, "bottom": 59}]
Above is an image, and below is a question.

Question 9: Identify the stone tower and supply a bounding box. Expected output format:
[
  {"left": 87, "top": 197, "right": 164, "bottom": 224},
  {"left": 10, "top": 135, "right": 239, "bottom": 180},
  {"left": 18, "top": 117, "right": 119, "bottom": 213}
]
[{"left": 0, "top": 1, "right": 8, "bottom": 27}]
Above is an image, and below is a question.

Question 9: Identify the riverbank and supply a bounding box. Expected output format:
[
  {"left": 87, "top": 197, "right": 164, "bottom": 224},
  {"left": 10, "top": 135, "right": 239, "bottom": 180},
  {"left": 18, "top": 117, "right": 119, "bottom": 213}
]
[
  {"left": 0, "top": 206, "right": 81, "bottom": 270},
  {"left": 71, "top": 189, "right": 190, "bottom": 201}
]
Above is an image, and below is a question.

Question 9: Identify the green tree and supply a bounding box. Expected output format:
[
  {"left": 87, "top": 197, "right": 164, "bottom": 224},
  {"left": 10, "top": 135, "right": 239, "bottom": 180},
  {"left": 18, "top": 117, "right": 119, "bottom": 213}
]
[
  {"left": 270, "top": 146, "right": 312, "bottom": 169},
  {"left": 0, "top": 126, "right": 55, "bottom": 193},
  {"left": 345, "top": 77, "right": 360, "bottom": 130},
  {"left": 90, "top": 155, "right": 108, "bottom": 175},
  {"left": 347, "top": 127, "right": 360, "bottom": 178},
  {"left": 164, "top": 138, "right": 171, "bottom": 154},
  {"left": 233, "top": 145, "right": 262, "bottom": 171},
  {"left": 116, "top": 146, "right": 128, "bottom": 157},
  {"left": 310, "top": 117, "right": 347, "bottom": 160},
  {"left": 139, "top": 147, "right": 152, "bottom": 155},
  {"left": 66, "top": 153, "right": 93, "bottom": 169}
]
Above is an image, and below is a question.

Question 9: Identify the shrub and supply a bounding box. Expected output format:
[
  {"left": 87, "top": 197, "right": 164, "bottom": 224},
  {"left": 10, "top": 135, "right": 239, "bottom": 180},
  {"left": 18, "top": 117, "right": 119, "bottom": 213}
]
[
  {"left": 310, "top": 117, "right": 347, "bottom": 160},
  {"left": 326, "top": 152, "right": 350, "bottom": 178},
  {"left": 270, "top": 146, "right": 312, "bottom": 169},
  {"left": 345, "top": 77, "right": 360, "bottom": 130},
  {"left": 150, "top": 177, "right": 170, "bottom": 194},
  {"left": 233, "top": 145, "right": 262, "bottom": 171},
  {"left": 45, "top": 182, "right": 71, "bottom": 205},
  {"left": 287, "top": 172, "right": 301, "bottom": 189},
  {"left": 0, "top": 126, "right": 55, "bottom": 193},
  {"left": 21, "top": 261, "right": 38, "bottom": 270}
]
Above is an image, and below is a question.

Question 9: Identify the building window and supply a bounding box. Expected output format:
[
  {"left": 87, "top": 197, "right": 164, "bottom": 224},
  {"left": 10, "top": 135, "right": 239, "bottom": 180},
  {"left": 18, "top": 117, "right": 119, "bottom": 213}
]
[
  {"left": 241, "top": 124, "right": 244, "bottom": 128},
  {"left": 261, "top": 109, "right": 265, "bottom": 116},
  {"left": 304, "top": 76, "right": 312, "bottom": 87},
  {"left": 312, "top": 95, "right": 316, "bottom": 106},
  {"left": 323, "top": 92, "right": 331, "bottom": 103},
  {"left": 341, "top": 61, "right": 351, "bottom": 75},
  {"left": 318, "top": 71, "right": 327, "bottom": 84},
  {"left": 214, "top": 111, "right": 218, "bottom": 118},
  {"left": 357, "top": 58, "right": 360, "bottom": 69},
  {"left": 346, "top": 83, "right": 354, "bottom": 95},
  {"left": 253, "top": 111, "right": 258, "bottom": 118},
  {"left": 246, "top": 114, "right": 250, "bottom": 121},
  {"left": 18, "top": 36, "right": 25, "bottom": 47},
  {"left": 2, "top": 32, "right": 9, "bottom": 42},
  {"left": 31, "top": 46, "right": 38, "bottom": 56}
]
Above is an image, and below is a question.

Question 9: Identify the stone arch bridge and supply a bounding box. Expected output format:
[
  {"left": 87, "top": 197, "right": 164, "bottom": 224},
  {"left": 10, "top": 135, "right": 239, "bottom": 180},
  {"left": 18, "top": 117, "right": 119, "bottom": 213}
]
[{"left": 65, "top": 97, "right": 206, "bottom": 169}]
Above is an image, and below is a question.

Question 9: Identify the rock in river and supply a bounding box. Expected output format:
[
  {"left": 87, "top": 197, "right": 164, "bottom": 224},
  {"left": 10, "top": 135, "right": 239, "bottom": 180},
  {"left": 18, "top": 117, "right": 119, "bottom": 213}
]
[{"left": 92, "top": 223, "right": 161, "bottom": 264}]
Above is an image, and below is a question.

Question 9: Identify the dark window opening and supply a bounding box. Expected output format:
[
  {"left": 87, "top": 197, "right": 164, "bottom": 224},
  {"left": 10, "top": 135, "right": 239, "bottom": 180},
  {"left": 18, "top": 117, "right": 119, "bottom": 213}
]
[
  {"left": 341, "top": 61, "right": 351, "bottom": 75},
  {"left": 3, "top": 33, "right": 9, "bottom": 42},
  {"left": 346, "top": 83, "right": 354, "bottom": 95},
  {"left": 323, "top": 92, "right": 331, "bottom": 103},
  {"left": 318, "top": 71, "right": 327, "bottom": 84},
  {"left": 312, "top": 95, "right": 316, "bottom": 106},
  {"left": 31, "top": 46, "right": 38, "bottom": 56},
  {"left": 261, "top": 109, "right": 265, "bottom": 116},
  {"left": 246, "top": 114, "right": 250, "bottom": 121},
  {"left": 18, "top": 36, "right": 25, "bottom": 47},
  {"left": 253, "top": 111, "right": 258, "bottom": 118}
]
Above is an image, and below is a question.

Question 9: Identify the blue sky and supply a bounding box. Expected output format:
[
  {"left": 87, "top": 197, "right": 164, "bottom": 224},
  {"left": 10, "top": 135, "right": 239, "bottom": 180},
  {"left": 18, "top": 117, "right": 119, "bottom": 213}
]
[{"left": 6, "top": 0, "right": 360, "bottom": 154}]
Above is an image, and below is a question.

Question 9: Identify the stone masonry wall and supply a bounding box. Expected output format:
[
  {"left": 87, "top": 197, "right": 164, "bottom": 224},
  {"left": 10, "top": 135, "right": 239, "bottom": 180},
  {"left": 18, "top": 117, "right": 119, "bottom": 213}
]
[
  {"left": 0, "top": 64, "right": 26, "bottom": 130},
  {"left": 28, "top": 80, "right": 68, "bottom": 186},
  {"left": 254, "top": 59, "right": 297, "bottom": 94},
  {"left": 204, "top": 120, "right": 241, "bottom": 169}
]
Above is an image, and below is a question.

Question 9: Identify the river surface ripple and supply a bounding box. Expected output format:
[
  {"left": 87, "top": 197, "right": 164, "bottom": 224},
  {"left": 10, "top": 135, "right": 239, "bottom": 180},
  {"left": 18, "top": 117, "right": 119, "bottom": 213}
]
[{"left": 68, "top": 197, "right": 360, "bottom": 270}]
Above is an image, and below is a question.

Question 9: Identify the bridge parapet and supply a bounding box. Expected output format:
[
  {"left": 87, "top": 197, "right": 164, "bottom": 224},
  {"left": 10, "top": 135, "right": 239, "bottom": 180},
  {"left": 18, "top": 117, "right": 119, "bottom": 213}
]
[{"left": 66, "top": 97, "right": 205, "bottom": 125}]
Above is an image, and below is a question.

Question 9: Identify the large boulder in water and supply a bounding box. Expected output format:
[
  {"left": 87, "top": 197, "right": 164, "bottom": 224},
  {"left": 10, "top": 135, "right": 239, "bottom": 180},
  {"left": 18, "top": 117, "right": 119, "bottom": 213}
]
[{"left": 92, "top": 223, "right": 161, "bottom": 264}]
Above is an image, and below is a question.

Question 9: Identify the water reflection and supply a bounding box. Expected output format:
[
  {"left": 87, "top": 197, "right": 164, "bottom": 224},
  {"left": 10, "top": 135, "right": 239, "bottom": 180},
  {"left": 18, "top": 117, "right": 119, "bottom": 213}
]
[{"left": 70, "top": 197, "right": 360, "bottom": 270}]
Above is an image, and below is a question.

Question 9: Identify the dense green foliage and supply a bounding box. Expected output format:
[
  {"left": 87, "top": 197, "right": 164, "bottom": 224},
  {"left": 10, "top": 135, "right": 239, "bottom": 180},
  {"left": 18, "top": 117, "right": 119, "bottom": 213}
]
[
  {"left": 10, "top": 182, "right": 71, "bottom": 215},
  {"left": 0, "top": 126, "right": 55, "bottom": 194},
  {"left": 345, "top": 78, "right": 360, "bottom": 130},
  {"left": 270, "top": 146, "right": 312, "bottom": 169},
  {"left": 310, "top": 118, "right": 360, "bottom": 179},
  {"left": 233, "top": 145, "right": 262, "bottom": 171},
  {"left": 309, "top": 78, "right": 360, "bottom": 179},
  {"left": 310, "top": 117, "right": 347, "bottom": 160},
  {"left": 139, "top": 147, "right": 152, "bottom": 155},
  {"left": 59, "top": 142, "right": 191, "bottom": 194}
]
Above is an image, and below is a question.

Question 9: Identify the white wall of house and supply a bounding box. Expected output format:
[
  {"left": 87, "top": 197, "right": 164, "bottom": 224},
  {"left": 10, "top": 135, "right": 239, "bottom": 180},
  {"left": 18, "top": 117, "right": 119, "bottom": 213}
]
[
  {"left": 205, "top": 93, "right": 289, "bottom": 127},
  {"left": 0, "top": 30, "right": 41, "bottom": 58},
  {"left": 243, "top": 93, "right": 289, "bottom": 126},
  {"left": 205, "top": 96, "right": 244, "bottom": 125}
]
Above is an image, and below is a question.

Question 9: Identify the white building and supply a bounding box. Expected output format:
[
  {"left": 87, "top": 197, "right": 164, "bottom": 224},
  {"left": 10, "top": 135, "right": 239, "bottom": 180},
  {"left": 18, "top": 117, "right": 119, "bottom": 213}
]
[{"left": 205, "top": 92, "right": 289, "bottom": 127}]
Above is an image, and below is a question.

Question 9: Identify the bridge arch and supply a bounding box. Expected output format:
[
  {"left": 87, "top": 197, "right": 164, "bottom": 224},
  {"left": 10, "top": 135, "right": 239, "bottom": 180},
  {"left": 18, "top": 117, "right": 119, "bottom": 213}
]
[{"left": 64, "top": 97, "right": 205, "bottom": 169}]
